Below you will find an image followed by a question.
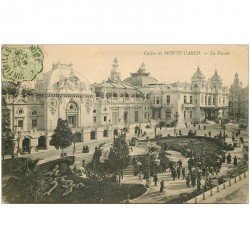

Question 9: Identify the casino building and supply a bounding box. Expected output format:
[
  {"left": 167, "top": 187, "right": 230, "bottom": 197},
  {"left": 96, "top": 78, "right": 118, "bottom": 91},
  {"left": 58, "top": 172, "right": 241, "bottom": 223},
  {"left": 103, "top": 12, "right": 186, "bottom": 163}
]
[
  {"left": 228, "top": 72, "right": 248, "bottom": 123},
  {"left": 3, "top": 58, "right": 229, "bottom": 154}
]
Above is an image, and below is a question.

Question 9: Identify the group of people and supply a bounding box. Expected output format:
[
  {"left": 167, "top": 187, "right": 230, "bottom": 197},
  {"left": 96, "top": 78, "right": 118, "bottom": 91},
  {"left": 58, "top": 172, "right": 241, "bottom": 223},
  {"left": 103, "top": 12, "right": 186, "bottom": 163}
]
[
  {"left": 185, "top": 121, "right": 200, "bottom": 128},
  {"left": 153, "top": 174, "right": 166, "bottom": 193},
  {"left": 226, "top": 152, "right": 238, "bottom": 166},
  {"left": 169, "top": 159, "right": 185, "bottom": 180}
]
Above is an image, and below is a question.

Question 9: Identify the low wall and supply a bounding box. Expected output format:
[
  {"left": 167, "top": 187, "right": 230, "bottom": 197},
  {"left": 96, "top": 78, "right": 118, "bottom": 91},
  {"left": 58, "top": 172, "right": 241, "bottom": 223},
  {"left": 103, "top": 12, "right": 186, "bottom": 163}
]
[{"left": 186, "top": 171, "right": 249, "bottom": 204}]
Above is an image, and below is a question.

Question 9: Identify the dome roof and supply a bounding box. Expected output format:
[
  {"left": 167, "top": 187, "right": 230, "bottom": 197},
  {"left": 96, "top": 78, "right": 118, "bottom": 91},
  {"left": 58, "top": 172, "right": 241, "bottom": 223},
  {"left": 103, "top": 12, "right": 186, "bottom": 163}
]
[
  {"left": 151, "top": 84, "right": 163, "bottom": 94},
  {"left": 93, "top": 58, "right": 137, "bottom": 92},
  {"left": 124, "top": 63, "right": 158, "bottom": 87},
  {"left": 34, "top": 62, "right": 93, "bottom": 95},
  {"left": 210, "top": 70, "right": 222, "bottom": 85},
  {"left": 191, "top": 65, "right": 205, "bottom": 83}
]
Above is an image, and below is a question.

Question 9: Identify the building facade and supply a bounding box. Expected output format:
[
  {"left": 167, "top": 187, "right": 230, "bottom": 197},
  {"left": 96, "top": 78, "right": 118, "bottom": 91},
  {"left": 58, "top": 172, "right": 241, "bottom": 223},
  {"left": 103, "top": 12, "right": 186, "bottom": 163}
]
[
  {"left": 4, "top": 59, "right": 230, "bottom": 154},
  {"left": 228, "top": 73, "right": 248, "bottom": 123}
]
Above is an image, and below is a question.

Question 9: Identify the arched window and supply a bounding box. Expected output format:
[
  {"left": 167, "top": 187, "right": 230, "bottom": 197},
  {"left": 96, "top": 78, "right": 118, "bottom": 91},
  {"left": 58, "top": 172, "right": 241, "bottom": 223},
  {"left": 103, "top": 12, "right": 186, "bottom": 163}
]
[
  {"left": 67, "top": 101, "right": 78, "bottom": 111},
  {"left": 90, "top": 131, "right": 96, "bottom": 140},
  {"left": 156, "top": 97, "right": 160, "bottom": 104},
  {"left": 208, "top": 96, "right": 211, "bottom": 105},
  {"left": 103, "top": 129, "right": 108, "bottom": 137},
  {"left": 166, "top": 95, "right": 170, "bottom": 104},
  {"left": 66, "top": 102, "right": 78, "bottom": 128}
]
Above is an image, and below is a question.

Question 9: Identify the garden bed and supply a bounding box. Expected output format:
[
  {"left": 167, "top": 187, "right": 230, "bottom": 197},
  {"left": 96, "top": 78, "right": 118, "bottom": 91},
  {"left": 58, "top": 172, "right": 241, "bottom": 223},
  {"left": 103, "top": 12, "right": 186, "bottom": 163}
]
[
  {"left": 144, "top": 135, "right": 233, "bottom": 158},
  {"left": 2, "top": 156, "right": 146, "bottom": 204}
]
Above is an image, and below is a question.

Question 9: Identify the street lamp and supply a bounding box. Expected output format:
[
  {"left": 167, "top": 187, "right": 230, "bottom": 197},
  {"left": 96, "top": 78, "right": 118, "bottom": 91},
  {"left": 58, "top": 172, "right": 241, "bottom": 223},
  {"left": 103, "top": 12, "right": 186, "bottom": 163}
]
[
  {"left": 174, "top": 112, "right": 179, "bottom": 136},
  {"left": 72, "top": 133, "right": 76, "bottom": 155},
  {"left": 223, "top": 124, "right": 226, "bottom": 141},
  {"left": 17, "top": 131, "right": 21, "bottom": 158}
]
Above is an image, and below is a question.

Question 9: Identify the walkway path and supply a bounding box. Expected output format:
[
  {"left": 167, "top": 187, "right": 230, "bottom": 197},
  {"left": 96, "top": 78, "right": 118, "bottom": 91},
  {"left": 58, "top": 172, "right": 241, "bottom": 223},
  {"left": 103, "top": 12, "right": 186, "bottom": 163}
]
[
  {"left": 124, "top": 143, "right": 245, "bottom": 204},
  {"left": 198, "top": 176, "right": 248, "bottom": 204},
  {"left": 19, "top": 122, "right": 247, "bottom": 203}
]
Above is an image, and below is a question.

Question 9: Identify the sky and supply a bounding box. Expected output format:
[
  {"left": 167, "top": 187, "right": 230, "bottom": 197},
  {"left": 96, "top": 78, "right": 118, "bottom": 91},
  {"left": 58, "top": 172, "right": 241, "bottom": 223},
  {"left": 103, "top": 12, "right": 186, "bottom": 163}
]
[{"left": 32, "top": 45, "right": 249, "bottom": 87}]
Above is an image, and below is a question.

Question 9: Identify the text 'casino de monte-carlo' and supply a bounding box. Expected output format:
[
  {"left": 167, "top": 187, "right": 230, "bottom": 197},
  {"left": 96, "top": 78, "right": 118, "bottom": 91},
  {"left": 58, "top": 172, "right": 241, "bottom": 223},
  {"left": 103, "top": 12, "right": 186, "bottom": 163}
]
[{"left": 3, "top": 58, "right": 233, "bottom": 154}]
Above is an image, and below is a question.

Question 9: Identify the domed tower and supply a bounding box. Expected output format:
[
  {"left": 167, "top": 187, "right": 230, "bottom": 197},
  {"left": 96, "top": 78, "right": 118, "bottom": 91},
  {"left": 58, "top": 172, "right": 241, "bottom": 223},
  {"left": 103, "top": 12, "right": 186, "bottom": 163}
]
[
  {"left": 191, "top": 65, "right": 206, "bottom": 85},
  {"left": 210, "top": 70, "right": 223, "bottom": 85},
  {"left": 110, "top": 58, "right": 121, "bottom": 81},
  {"left": 233, "top": 72, "right": 242, "bottom": 88},
  {"left": 124, "top": 63, "right": 158, "bottom": 87},
  {"left": 34, "top": 62, "right": 94, "bottom": 132}
]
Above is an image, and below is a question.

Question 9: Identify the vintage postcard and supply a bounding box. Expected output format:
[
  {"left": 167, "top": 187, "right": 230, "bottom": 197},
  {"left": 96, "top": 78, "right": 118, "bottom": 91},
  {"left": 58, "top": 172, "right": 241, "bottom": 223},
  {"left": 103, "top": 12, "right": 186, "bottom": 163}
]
[{"left": 1, "top": 44, "right": 249, "bottom": 204}]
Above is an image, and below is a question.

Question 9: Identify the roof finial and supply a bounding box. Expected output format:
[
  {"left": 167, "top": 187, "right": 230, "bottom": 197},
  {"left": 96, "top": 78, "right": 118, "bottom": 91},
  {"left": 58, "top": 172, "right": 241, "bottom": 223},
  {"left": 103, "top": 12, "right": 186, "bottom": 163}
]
[
  {"left": 110, "top": 58, "right": 120, "bottom": 81},
  {"left": 196, "top": 61, "right": 201, "bottom": 72}
]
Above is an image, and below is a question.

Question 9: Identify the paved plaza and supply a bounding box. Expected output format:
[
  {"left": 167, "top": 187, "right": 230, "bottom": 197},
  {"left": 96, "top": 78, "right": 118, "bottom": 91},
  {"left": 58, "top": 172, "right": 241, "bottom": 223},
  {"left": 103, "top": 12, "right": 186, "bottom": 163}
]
[{"left": 24, "top": 122, "right": 247, "bottom": 203}]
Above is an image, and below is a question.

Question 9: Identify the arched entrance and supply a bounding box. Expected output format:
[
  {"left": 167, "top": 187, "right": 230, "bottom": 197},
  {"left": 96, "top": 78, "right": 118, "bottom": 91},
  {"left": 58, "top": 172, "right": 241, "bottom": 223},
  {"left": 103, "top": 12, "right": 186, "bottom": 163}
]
[
  {"left": 74, "top": 132, "right": 82, "bottom": 142},
  {"left": 113, "top": 128, "right": 118, "bottom": 136},
  {"left": 22, "top": 138, "right": 31, "bottom": 153},
  {"left": 66, "top": 101, "right": 79, "bottom": 128},
  {"left": 38, "top": 136, "right": 46, "bottom": 149},
  {"left": 90, "top": 131, "right": 96, "bottom": 140},
  {"left": 103, "top": 129, "right": 108, "bottom": 137}
]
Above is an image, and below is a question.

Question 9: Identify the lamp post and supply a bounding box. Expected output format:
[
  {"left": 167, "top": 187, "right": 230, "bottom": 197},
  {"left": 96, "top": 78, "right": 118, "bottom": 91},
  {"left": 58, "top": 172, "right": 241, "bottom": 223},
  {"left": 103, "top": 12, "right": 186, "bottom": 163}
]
[
  {"left": 73, "top": 133, "right": 76, "bottom": 155},
  {"left": 174, "top": 112, "right": 179, "bottom": 136},
  {"left": 223, "top": 124, "right": 226, "bottom": 141},
  {"left": 16, "top": 131, "right": 21, "bottom": 158}
]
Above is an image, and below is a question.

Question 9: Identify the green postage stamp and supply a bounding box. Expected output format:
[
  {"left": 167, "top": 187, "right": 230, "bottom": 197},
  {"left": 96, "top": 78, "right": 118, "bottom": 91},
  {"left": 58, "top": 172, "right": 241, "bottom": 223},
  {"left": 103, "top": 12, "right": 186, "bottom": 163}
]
[{"left": 2, "top": 45, "right": 44, "bottom": 82}]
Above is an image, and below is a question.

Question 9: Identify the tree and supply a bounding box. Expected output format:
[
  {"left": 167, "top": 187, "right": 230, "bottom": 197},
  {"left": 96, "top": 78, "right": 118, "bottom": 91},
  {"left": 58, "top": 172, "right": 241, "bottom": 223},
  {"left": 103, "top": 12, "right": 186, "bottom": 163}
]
[
  {"left": 2, "top": 97, "right": 14, "bottom": 159},
  {"left": 50, "top": 119, "right": 73, "bottom": 156},
  {"left": 108, "top": 134, "right": 131, "bottom": 184}
]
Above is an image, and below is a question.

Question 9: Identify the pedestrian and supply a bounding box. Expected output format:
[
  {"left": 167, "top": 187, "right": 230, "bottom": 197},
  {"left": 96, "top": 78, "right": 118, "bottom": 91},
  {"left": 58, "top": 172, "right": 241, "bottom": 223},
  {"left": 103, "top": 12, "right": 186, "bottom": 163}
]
[
  {"left": 160, "top": 180, "right": 165, "bottom": 193},
  {"left": 218, "top": 176, "right": 224, "bottom": 185},
  {"left": 191, "top": 173, "right": 196, "bottom": 187},
  {"left": 197, "top": 178, "right": 201, "bottom": 191},
  {"left": 138, "top": 172, "right": 143, "bottom": 182},
  {"left": 198, "top": 124, "right": 200, "bottom": 130},
  {"left": 177, "top": 166, "right": 181, "bottom": 179},
  {"left": 186, "top": 173, "right": 190, "bottom": 187},
  {"left": 233, "top": 156, "right": 237, "bottom": 166},
  {"left": 208, "top": 178, "right": 212, "bottom": 189},
  {"left": 204, "top": 125, "right": 206, "bottom": 130},
  {"left": 204, "top": 178, "right": 210, "bottom": 191},
  {"left": 222, "top": 154, "right": 226, "bottom": 163},
  {"left": 182, "top": 167, "right": 186, "bottom": 179},
  {"left": 226, "top": 153, "right": 232, "bottom": 164},
  {"left": 153, "top": 174, "right": 158, "bottom": 186},
  {"left": 219, "top": 131, "right": 222, "bottom": 139},
  {"left": 178, "top": 159, "right": 182, "bottom": 168},
  {"left": 208, "top": 131, "right": 211, "bottom": 137},
  {"left": 172, "top": 167, "right": 177, "bottom": 181}
]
